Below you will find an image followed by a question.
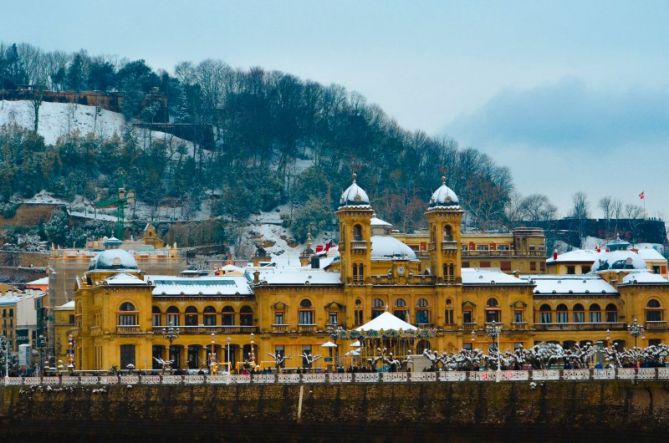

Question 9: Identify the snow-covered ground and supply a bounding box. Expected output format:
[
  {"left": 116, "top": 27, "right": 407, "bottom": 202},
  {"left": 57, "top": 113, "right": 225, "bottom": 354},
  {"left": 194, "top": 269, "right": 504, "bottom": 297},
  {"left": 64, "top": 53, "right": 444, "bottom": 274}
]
[{"left": 0, "top": 100, "right": 192, "bottom": 152}]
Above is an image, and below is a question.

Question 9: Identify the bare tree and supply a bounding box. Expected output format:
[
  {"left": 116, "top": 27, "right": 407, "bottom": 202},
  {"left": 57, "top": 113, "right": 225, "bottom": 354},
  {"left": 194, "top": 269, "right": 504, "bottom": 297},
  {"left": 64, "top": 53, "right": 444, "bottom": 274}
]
[
  {"left": 625, "top": 203, "right": 644, "bottom": 242},
  {"left": 599, "top": 196, "right": 613, "bottom": 239},
  {"left": 511, "top": 194, "right": 557, "bottom": 223},
  {"left": 571, "top": 192, "right": 589, "bottom": 219}
]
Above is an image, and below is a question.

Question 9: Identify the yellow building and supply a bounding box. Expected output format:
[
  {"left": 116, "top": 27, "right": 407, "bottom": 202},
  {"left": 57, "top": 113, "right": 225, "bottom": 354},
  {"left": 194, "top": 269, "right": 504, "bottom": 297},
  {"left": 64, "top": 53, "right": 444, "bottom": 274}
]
[
  {"left": 71, "top": 177, "right": 669, "bottom": 371},
  {"left": 0, "top": 294, "right": 19, "bottom": 351}
]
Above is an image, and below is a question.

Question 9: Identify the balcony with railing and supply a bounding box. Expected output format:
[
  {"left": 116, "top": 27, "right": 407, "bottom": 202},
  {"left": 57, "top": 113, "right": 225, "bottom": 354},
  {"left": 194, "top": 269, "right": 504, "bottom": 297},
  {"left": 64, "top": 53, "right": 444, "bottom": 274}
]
[
  {"left": 463, "top": 322, "right": 477, "bottom": 331},
  {"left": 298, "top": 324, "right": 317, "bottom": 333},
  {"left": 511, "top": 322, "right": 529, "bottom": 331},
  {"left": 533, "top": 322, "right": 626, "bottom": 331},
  {"left": 272, "top": 324, "right": 289, "bottom": 333},
  {"left": 351, "top": 241, "right": 367, "bottom": 251},
  {"left": 151, "top": 325, "right": 258, "bottom": 335},
  {"left": 645, "top": 321, "right": 667, "bottom": 330},
  {"left": 441, "top": 241, "right": 458, "bottom": 252},
  {"left": 116, "top": 325, "right": 142, "bottom": 334}
]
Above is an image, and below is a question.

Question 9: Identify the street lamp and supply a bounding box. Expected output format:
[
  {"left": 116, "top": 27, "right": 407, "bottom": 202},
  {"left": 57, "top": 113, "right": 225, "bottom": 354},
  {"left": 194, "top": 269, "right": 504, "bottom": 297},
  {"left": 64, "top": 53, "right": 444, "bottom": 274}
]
[
  {"left": 628, "top": 318, "right": 644, "bottom": 348},
  {"left": 209, "top": 332, "right": 218, "bottom": 375},
  {"left": 248, "top": 333, "right": 256, "bottom": 371},
  {"left": 67, "top": 334, "right": 75, "bottom": 374},
  {"left": 486, "top": 321, "right": 502, "bottom": 382},
  {"left": 226, "top": 337, "right": 232, "bottom": 373},
  {"left": 162, "top": 326, "right": 179, "bottom": 371},
  {"left": 37, "top": 334, "right": 45, "bottom": 377}
]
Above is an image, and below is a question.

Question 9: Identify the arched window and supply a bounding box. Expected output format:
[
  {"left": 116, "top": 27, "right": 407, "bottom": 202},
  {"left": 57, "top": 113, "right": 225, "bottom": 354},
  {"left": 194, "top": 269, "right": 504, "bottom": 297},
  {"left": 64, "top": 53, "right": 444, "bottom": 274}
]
[
  {"left": 204, "top": 306, "right": 216, "bottom": 326},
  {"left": 416, "top": 339, "right": 431, "bottom": 354},
  {"left": 152, "top": 306, "right": 161, "bottom": 327},
  {"left": 394, "top": 298, "right": 408, "bottom": 321},
  {"left": 185, "top": 306, "right": 198, "bottom": 326},
  {"left": 605, "top": 304, "right": 618, "bottom": 323},
  {"left": 573, "top": 304, "right": 585, "bottom": 323},
  {"left": 539, "top": 304, "right": 552, "bottom": 324},
  {"left": 240, "top": 306, "right": 254, "bottom": 326},
  {"left": 443, "top": 225, "right": 453, "bottom": 241},
  {"left": 646, "top": 299, "right": 663, "bottom": 322},
  {"left": 416, "top": 298, "right": 430, "bottom": 325},
  {"left": 166, "top": 306, "right": 180, "bottom": 326},
  {"left": 556, "top": 304, "right": 568, "bottom": 323},
  {"left": 354, "top": 298, "right": 363, "bottom": 326},
  {"left": 118, "top": 302, "right": 138, "bottom": 327},
  {"left": 299, "top": 299, "right": 314, "bottom": 325},
  {"left": 444, "top": 298, "right": 454, "bottom": 325},
  {"left": 589, "top": 304, "right": 601, "bottom": 323},
  {"left": 222, "top": 306, "right": 235, "bottom": 326},
  {"left": 371, "top": 298, "right": 385, "bottom": 319},
  {"left": 352, "top": 224, "right": 363, "bottom": 241},
  {"left": 485, "top": 298, "right": 500, "bottom": 323}
]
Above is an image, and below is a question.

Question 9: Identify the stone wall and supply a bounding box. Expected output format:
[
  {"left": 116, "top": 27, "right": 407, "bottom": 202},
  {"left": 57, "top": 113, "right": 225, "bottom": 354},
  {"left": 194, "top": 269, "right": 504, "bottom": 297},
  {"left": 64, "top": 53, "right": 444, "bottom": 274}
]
[{"left": 1, "top": 381, "right": 668, "bottom": 442}]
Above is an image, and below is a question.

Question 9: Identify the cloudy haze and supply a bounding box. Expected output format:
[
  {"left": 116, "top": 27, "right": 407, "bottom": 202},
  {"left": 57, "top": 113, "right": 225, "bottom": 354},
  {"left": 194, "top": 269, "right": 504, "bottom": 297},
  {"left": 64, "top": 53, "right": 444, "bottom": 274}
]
[{"left": 2, "top": 0, "right": 668, "bottom": 217}]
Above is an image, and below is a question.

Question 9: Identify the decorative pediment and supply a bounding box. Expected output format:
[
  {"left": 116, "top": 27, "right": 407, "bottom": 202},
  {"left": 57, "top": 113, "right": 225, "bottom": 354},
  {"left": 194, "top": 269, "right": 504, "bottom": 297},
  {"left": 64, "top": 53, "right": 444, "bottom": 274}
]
[
  {"left": 511, "top": 300, "right": 528, "bottom": 309},
  {"left": 462, "top": 300, "right": 477, "bottom": 309},
  {"left": 272, "top": 301, "right": 287, "bottom": 310},
  {"left": 324, "top": 301, "right": 345, "bottom": 311}
]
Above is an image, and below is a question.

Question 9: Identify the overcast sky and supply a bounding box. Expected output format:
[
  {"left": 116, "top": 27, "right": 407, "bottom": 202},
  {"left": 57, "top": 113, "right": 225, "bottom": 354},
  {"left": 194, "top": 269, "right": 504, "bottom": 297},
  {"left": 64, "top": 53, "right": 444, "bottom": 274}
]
[{"left": 3, "top": 1, "right": 668, "bottom": 219}]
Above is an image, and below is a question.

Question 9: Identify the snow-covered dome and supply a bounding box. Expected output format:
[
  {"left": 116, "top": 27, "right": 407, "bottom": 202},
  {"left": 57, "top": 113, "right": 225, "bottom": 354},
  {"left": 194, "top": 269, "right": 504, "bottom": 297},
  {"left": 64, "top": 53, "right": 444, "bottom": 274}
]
[
  {"left": 590, "top": 250, "right": 646, "bottom": 273},
  {"left": 371, "top": 235, "right": 417, "bottom": 260},
  {"left": 339, "top": 174, "right": 370, "bottom": 207},
  {"left": 88, "top": 249, "right": 138, "bottom": 271},
  {"left": 428, "top": 176, "right": 459, "bottom": 208}
]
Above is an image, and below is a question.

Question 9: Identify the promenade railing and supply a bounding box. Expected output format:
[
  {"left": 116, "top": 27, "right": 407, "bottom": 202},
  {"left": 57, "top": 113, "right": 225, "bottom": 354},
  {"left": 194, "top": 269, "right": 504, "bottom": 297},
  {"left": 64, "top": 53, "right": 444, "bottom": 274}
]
[{"left": 2, "top": 367, "right": 668, "bottom": 386}]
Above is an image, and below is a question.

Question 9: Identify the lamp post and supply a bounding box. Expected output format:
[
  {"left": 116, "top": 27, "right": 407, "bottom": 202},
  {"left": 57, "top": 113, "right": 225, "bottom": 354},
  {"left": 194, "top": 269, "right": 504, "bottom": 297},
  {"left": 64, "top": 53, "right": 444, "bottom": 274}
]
[
  {"left": 226, "top": 337, "right": 231, "bottom": 373},
  {"left": 248, "top": 333, "right": 256, "bottom": 371},
  {"left": 37, "top": 334, "right": 45, "bottom": 377},
  {"left": 486, "top": 321, "right": 502, "bottom": 382},
  {"left": 209, "top": 332, "right": 218, "bottom": 375},
  {"left": 161, "top": 326, "right": 179, "bottom": 371},
  {"left": 628, "top": 318, "right": 644, "bottom": 348},
  {"left": 66, "top": 333, "right": 75, "bottom": 374}
]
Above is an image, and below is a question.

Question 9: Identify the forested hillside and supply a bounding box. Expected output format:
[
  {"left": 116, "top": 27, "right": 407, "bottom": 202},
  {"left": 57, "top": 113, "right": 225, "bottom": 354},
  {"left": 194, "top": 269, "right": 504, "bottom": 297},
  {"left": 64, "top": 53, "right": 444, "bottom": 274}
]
[{"left": 0, "top": 42, "right": 513, "bottom": 242}]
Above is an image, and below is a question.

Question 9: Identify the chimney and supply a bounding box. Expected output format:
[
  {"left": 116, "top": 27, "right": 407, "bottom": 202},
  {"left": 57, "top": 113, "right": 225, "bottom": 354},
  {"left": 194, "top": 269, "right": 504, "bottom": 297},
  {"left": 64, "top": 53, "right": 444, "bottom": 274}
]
[
  {"left": 552, "top": 249, "right": 558, "bottom": 260},
  {"left": 311, "top": 256, "right": 320, "bottom": 269},
  {"left": 253, "top": 270, "right": 260, "bottom": 284}
]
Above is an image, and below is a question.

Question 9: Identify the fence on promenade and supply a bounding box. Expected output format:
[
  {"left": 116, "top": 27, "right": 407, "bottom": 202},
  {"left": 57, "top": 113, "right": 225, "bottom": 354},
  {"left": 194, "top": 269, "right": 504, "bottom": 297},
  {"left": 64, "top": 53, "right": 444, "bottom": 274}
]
[{"left": 2, "top": 367, "right": 669, "bottom": 386}]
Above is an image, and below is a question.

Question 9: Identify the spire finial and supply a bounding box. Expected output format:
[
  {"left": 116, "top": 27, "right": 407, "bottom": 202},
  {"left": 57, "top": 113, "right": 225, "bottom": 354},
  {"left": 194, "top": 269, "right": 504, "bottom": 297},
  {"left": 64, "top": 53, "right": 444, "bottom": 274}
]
[
  {"left": 352, "top": 172, "right": 357, "bottom": 183},
  {"left": 441, "top": 175, "right": 446, "bottom": 185},
  {"left": 306, "top": 224, "right": 313, "bottom": 246}
]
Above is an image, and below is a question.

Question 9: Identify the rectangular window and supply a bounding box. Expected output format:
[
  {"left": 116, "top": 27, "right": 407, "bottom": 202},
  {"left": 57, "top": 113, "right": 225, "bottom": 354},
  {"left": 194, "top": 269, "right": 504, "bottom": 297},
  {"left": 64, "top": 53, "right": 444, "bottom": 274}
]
[
  {"left": 540, "top": 312, "right": 552, "bottom": 323},
  {"left": 479, "top": 261, "right": 490, "bottom": 268},
  {"left": 275, "top": 345, "right": 286, "bottom": 368},
  {"left": 477, "top": 245, "right": 489, "bottom": 251},
  {"left": 69, "top": 314, "right": 75, "bottom": 325},
  {"left": 581, "top": 265, "right": 590, "bottom": 273},
  {"left": 354, "top": 310, "right": 363, "bottom": 326},
  {"left": 167, "top": 313, "right": 179, "bottom": 326},
  {"left": 567, "top": 266, "right": 575, "bottom": 275},
  {"left": 118, "top": 313, "right": 138, "bottom": 326},
  {"left": 530, "top": 261, "right": 537, "bottom": 272},
  {"left": 328, "top": 312, "right": 338, "bottom": 326},
  {"left": 514, "top": 311, "right": 524, "bottom": 323},
  {"left": 416, "top": 310, "right": 429, "bottom": 324},
  {"left": 299, "top": 310, "right": 314, "bottom": 325},
  {"left": 590, "top": 311, "right": 601, "bottom": 323},
  {"left": 302, "top": 345, "right": 312, "bottom": 367},
  {"left": 274, "top": 312, "right": 284, "bottom": 325},
  {"left": 574, "top": 311, "right": 585, "bottom": 323},
  {"left": 445, "top": 309, "right": 454, "bottom": 324},
  {"left": 463, "top": 310, "right": 473, "bottom": 324},
  {"left": 557, "top": 311, "right": 568, "bottom": 323},
  {"left": 500, "top": 261, "right": 512, "bottom": 272},
  {"left": 152, "top": 313, "right": 161, "bottom": 327},
  {"left": 120, "top": 344, "right": 136, "bottom": 369}
]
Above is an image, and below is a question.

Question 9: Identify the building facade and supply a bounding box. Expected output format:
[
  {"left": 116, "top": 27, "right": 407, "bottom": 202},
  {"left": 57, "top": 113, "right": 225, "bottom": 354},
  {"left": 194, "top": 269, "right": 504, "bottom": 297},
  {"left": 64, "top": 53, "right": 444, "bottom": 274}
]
[{"left": 71, "top": 178, "right": 669, "bottom": 371}]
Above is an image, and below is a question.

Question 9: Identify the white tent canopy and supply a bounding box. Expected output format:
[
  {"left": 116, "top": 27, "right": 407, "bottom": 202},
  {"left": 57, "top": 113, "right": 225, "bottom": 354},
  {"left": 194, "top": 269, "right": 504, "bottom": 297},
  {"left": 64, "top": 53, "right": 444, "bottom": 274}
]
[
  {"left": 355, "top": 311, "right": 417, "bottom": 332},
  {"left": 321, "top": 341, "right": 338, "bottom": 348},
  {"left": 350, "top": 340, "right": 361, "bottom": 348}
]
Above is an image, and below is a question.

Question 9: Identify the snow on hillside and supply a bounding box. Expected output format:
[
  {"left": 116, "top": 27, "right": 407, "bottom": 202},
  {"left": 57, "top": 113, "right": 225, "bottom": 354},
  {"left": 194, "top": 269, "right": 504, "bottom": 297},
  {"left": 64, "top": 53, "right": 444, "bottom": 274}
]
[{"left": 0, "top": 100, "right": 191, "bottom": 151}]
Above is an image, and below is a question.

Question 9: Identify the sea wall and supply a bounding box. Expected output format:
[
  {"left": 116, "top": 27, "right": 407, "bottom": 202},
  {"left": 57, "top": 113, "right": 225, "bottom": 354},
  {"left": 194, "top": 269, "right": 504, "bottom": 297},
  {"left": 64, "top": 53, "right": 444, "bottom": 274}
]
[{"left": 1, "top": 380, "right": 669, "bottom": 442}]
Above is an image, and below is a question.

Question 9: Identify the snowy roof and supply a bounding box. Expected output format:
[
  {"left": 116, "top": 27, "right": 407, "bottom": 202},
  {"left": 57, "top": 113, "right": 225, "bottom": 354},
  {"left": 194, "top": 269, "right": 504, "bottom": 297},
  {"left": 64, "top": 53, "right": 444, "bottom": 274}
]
[
  {"left": 546, "top": 249, "right": 597, "bottom": 264},
  {"left": 148, "top": 275, "right": 253, "bottom": 296},
  {"left": 635, "top": 247, "right": 666, "bottom": 261},
  {"left": 525, "top": 275, "right": 618, "bottom": 295},
  {"left": 88, "top": 249, "right": 138, "bottom": 271},
  {"left": 26, "top": 277, "right": 49, "bottom": 286},
  {"left": 54, "top": 300, "right": 75, "bottom": 310},
  {"left": 103, "top": 273, "right": 148, "bottom": 286},
  {"left": 591, "top": 250, "right": 647, "bottom": 273},
  {"left": 23, "top": 190, "right": 67, "bottom": 205},
  {"left": 257, "top": 269, "right": 342, "bottom": 286},
  {"left": 355, "top": 311, "right": 417, "bottom": 331},
  {"left": 461, "top": 268, "right": 529, "bottom": 286},
  {"left": 621, "top": 271, "right": 669, "bottom": 285},
  {"left": 371, "top": 217, "right": 392, "bottom": 227},
  {"left": 371, "top": 235, "right": 417, "bottom": 261},
  {"left": 0, "top": 295, "right": 20, "bottom": 306},
  {"left": 339, "top": 176, "right": 370, "bottom": 207},
  {"left": 428, "top": 177, "right": 459, "bottom": 208}
]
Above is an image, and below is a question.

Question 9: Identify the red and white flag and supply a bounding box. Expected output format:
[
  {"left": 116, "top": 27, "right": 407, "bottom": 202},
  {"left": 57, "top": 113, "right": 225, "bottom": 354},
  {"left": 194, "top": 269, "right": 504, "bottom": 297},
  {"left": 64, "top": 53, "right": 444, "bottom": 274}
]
[{"left": 639, "top": 191, "right": 645, "bottom": 200}]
